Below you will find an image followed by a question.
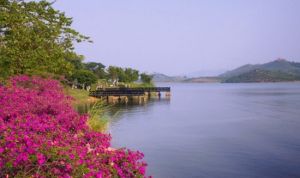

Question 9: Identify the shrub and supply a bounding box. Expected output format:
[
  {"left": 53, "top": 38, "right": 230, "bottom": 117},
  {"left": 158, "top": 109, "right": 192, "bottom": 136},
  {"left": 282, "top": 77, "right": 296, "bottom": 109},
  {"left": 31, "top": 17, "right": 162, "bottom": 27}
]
[{"left": 0, "top": 75, "right": 147, "bottom": 177}]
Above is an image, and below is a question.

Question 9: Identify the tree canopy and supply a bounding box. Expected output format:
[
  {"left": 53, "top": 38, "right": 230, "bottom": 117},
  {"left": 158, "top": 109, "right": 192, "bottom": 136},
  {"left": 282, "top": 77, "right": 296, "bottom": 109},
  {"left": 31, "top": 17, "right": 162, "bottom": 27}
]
[
  {"left": 71, "top": 69, "right": 97, "bottom": 87},
  {"left": 140, "top": 73, "right": 153, "bottom": 84},
  {"left": 0, "top": 0, "right": 90, "bottom": 78},
  {"left": 123, "top": 68, "right": 139, "bottom": 83},
  {"left": 84, "top": 62, "right": 106, "bottom": 79},
  {"left": 106, "top": 66, "right": 140, "bottom": 83},
  {"left": 0, "top": 0, "right": 152, "bottom": 87}
]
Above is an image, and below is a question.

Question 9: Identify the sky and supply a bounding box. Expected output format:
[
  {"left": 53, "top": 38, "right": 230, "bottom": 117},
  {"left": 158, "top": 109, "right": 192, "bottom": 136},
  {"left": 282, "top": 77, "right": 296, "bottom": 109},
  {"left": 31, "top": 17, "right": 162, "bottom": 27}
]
[{"left": 54, "top": 0, "right": 300, "bottom": 76}]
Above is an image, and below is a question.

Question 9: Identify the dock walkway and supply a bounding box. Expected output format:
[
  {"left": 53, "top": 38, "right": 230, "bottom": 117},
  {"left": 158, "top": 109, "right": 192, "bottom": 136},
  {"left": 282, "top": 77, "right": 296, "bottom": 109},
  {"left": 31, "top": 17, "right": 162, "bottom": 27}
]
[{"left": 89, "top": 87, "right": 170, "bottom": 97}]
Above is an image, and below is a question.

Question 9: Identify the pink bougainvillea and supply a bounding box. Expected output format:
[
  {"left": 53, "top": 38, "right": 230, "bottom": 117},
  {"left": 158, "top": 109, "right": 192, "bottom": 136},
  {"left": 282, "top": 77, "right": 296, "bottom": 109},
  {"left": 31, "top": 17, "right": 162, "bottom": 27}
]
[{"left": 0, "top": 75, "right": 147, "bottom": 177}]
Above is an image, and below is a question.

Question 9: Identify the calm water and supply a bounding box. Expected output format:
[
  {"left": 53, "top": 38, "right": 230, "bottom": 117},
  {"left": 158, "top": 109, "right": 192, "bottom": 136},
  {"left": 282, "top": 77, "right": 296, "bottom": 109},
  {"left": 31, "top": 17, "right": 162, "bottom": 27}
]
[{"left": 104, "top": 83, "right": 300, "bottom": 178}]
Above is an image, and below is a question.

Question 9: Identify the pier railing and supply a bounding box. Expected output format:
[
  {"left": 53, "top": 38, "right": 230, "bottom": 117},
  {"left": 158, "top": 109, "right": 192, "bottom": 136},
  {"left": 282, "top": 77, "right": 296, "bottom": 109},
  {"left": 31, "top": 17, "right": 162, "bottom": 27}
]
[{"left": 89, "top": 87, "right": 170, "bottom": 97}]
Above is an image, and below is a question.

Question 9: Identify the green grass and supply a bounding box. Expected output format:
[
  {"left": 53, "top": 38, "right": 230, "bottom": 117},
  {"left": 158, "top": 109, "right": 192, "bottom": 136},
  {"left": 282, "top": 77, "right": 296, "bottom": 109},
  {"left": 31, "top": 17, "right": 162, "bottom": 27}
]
[
  {"left": 92, "top": 78, "right": 156, "bottom": 88},
  {"left": 64, "top": 81, "right": 154, "bottom": 132},
  {"left": 87, "top": 101, "right": 109, "bottom": 132},
  {"left": 91, "top": 79, "right": 110, "bottom": 90},
  {"left": 64, "top": 81, "right": 155, "bottom": 104},
  {"left": 64, "top": 87, "right": 91, "bottom": 103},
  {"left": 64, "top": 87, "right": 108, "bottom": 132},
  {"left": 118, "top": 82, "right": 155, "bottom": 88}
]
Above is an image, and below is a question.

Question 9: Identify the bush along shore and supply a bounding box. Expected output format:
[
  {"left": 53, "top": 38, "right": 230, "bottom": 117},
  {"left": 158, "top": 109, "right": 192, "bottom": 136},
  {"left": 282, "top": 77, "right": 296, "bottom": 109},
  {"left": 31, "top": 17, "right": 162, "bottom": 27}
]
[{"left": 0, "top": 75, "right": 148, "bottom": 177}]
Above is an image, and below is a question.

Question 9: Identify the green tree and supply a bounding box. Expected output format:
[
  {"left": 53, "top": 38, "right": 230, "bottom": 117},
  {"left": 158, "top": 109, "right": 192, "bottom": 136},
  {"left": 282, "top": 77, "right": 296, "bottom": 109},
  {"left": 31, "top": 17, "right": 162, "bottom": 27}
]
[
  {"left": 107, "top": 66, "right": 119, "bottom": 83},
  {"left": 123, "top": 68, "right": 139, "bottom": 83},
  {"left": 116, "top": 67, "right": 126, "bottom": 82},
  {"left": 0, "top": 0, "right": 90, "bottom": 78},
  {"left": 71, "top": 69, "right": 97, "bottom": 87},
  {"left": 107, "top": 66, "right": 140, "bottom": 83},
  {"left": 84, "top": 62, "right": 107, "bottom": 79},
  {"left": 140, "top": 73, "right": 153, "bottom": 83},
  {"left": 107, "top": 66, "right": 125, "bottom": 83},
  {"left": 65, "top": 52, "right": 86, "bottom": 71}
]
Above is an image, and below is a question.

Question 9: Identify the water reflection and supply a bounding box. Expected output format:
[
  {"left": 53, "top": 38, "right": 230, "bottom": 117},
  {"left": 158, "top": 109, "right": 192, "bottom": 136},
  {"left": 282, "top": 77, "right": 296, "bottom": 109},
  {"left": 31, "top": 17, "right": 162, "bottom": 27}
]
[
  {"left": 75, "top": 97, "right": 170, "bottom": 117},
  {"left": 75, "top": 83, "right": 300, "bottom": 178},
  {"left": 108, "top": 83, "right": 300, "bottom": 178},
  {"left": 75, "top": 102, "right": 96, "bottom": 114}
]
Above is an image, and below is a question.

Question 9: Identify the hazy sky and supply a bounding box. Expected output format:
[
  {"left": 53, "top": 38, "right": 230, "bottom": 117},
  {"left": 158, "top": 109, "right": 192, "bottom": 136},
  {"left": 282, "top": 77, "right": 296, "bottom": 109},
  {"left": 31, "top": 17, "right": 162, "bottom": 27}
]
[{"left": 54, "top": 0, "right": 300, "bottom": 76}]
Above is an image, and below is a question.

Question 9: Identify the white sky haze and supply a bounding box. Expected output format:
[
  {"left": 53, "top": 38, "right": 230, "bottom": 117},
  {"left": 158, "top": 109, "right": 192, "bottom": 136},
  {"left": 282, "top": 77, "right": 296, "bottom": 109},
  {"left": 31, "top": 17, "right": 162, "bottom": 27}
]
[{"left": 55, "top": 0, "right": 300, "bottom": 76}]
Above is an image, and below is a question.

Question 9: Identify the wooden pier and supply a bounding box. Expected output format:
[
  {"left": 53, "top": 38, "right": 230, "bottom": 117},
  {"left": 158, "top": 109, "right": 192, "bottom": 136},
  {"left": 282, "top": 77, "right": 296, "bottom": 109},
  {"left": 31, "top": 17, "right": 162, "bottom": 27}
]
[
  {"left": 89, "top": 87, "right": 171, "bottom": 104},
  {"left": 89, "top": 87, "right": 170, "bottom": 97}
]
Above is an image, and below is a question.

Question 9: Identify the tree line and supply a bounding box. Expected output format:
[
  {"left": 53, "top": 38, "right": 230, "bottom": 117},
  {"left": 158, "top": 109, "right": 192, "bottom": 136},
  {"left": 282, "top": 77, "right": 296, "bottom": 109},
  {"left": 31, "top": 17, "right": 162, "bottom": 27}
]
[
  {"left": 69, "top": 61, "right": 153, "bottom": 88},
  {"left": 0, "top": 0, "right": 152, "bottom": 87}
]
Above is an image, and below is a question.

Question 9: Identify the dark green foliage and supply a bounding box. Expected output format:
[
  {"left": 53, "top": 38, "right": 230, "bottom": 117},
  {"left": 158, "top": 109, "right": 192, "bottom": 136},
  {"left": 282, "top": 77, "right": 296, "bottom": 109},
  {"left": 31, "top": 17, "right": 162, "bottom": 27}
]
[
  {"left": 71, "top": 70, "right": 97, "bottom": 87},
  {"left": 84, "top": 62, "right": 107, "bottom": 79},
  {"left": 107, "top": 66, "right": 140, "bottom": 83},
  {"left": 107, "top": 66, "right": 121, "bottom": 82},
  {"left": 140, "top": 73, "right": 153, "bottom": 83},
  {"left": 0, "top": 0, "right": 90, "bottom": 78},
  {"left": 85, "top": 62, "right": 105, "bottom": 71},
  {"left": 220, "top": 59, "right": 300, "bottom": 80},
  {"left": 0, "top": 0, "right": 149, "bottom": 87},
  {"left": 291, "top": 62, "right": 300, "bottom": 68},
  {"left": 219, "top": 64, "right": 258, "bottom": 78},
  {"left": 123, "top": 68, "right": 139, "bottom": 82},
  {"left": 66, "top": 53, "right": 85, "bottom": 70},
  {"left": 223, "top": 69, "right": 300, "bottom": 83}
]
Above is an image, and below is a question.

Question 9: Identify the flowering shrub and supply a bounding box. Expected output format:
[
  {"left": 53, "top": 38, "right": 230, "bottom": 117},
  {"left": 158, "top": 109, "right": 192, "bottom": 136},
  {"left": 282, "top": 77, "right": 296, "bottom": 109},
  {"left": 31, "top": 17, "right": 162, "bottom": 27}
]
[{"left": 0, "top": 75, "right": 147, "bottom": 177}]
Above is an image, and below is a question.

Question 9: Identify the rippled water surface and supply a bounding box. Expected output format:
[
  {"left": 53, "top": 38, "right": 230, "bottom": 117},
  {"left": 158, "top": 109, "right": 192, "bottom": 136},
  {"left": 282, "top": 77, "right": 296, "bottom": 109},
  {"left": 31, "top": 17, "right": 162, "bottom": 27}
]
[{"left": 104, "top": 83, "right": 300, "bottom": 178}]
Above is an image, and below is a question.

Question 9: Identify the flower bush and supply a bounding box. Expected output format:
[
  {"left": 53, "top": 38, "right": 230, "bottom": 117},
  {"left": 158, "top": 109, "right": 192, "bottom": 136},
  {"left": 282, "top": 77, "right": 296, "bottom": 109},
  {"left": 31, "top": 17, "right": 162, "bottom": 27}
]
[{"left": 0, "top": 75, "right": 147, "bottom": 177}]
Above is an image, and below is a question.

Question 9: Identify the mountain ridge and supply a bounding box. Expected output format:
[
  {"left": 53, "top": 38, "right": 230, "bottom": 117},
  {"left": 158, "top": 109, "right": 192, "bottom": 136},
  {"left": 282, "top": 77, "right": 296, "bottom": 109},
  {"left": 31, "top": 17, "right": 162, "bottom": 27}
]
[
  {"left": 152, "top": 59, "right": 300, "bottom": 83},
  {"left": 221, "top": 59, "right": 300, "bottom": 83}
]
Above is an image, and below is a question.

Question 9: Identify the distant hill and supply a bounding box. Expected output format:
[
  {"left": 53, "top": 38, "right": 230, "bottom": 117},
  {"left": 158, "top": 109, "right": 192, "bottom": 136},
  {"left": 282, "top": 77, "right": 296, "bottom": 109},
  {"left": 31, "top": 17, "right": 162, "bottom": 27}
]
[
  {"left": 221, "top": 59, "right": 300, "bottom": 83},
  {"left": 223, "top": 69, "right": 300, "bottom": 83},
  {"left": 151, "top": 73, "right": 187, "bottom": 82},
  {"left": 220, "top": 64, "right": 259, "bottom": 78},
  {"left": 153, "top": 59, "right": 300, "bottom": 83},
  {"left": 186, "top": 69, "right": 226, "bottom": 78},
  {"left": 184, "top": 77, "right": 221, "bottom": 83},
  {"left": 152, "top": 73, "right": 220, "bottom": 83}
]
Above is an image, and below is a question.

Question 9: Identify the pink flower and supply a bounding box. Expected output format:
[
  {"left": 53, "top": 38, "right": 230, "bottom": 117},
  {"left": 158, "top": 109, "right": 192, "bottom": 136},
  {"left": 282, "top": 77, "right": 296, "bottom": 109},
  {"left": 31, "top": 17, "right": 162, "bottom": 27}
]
[
  {"left": 96, "top": 171, "right": 103, "bottom": 178},
  {"left": 37, "top": 153, "right": 46, "bottom": 165},
  {"left": 0, "top": 75, "right": 148, "bottom": 177},
  {"left": 0, "top": 148, "right": 4, "bottom": 154}
]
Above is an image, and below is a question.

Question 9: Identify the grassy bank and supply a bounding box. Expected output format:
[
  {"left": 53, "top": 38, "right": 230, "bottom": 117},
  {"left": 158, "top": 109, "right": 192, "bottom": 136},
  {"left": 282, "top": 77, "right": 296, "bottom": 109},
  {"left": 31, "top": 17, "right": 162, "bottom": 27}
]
[
  {"left": 128, "top": 82, "right": 155, "bottom": 88},
  {"left": 87, "top": 102, "right": 109, "bottom": 132},
  {"left": 64, "top": 82, "right": 155, "bottom": 132},
  {"left": 64, "top": 81, "right": 155, "bottom": 103},
  {"left": 64, "top": 87, "right": 109, "bottom": 132},
  {"left": 64, "top": 87, "right": 98, "bottom": 104}
]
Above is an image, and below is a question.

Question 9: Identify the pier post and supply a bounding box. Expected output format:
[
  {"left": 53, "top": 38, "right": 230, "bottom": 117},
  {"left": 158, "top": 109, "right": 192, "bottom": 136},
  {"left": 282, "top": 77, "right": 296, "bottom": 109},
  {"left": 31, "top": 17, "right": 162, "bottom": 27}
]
[{"left": 165, "top": 92, "right": 171, "bottom": 97}]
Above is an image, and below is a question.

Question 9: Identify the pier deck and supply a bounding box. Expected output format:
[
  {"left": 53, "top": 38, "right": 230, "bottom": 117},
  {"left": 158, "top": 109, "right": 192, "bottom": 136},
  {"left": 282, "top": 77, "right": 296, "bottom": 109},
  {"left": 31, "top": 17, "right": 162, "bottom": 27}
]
[{"left": 89, "top": 87, "right": 170, "bottom": 97}]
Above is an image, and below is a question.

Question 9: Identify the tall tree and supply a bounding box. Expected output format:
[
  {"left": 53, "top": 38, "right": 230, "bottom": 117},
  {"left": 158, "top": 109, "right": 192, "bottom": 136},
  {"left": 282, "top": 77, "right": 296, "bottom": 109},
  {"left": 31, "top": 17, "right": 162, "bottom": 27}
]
[
  {"left": 107, "top": 66, "right": 119, "bottom": 83},
  {"left": 0, "top": 0, "right": 90, "bottom": 78},
  {"left": 66, "top": 53, "right": 85, "bottom": 70},
  {"left": 71, "top": 69, "right": 97, "bottom": 87},
  {"left": 140, "top": 73, "right": 153, "bottom": 83},
  {"left": 124, "top": 68, "right": 139, "bottom": 83},
  {"left": 84, "top": 62, "right": 107, "bottom": 79}
]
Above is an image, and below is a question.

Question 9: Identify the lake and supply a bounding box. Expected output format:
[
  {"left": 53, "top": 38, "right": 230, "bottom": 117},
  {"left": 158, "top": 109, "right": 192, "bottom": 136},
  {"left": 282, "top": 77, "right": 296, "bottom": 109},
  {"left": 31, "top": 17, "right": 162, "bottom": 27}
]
[{"left": 77, "top": 83, "right": 300, "bottom": 178}]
